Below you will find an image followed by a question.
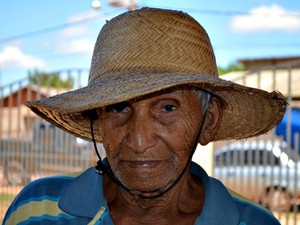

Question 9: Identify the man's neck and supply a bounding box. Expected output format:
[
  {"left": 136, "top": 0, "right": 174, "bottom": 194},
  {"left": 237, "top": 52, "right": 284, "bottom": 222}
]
[{"left": 104, "top": 171, "right": 205, "bottom": 225}]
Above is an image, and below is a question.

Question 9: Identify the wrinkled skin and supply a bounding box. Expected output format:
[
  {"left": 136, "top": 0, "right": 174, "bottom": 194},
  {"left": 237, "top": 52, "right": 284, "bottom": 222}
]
[{"left": 97, "top": 88, "right": 222, "bottom": 225}]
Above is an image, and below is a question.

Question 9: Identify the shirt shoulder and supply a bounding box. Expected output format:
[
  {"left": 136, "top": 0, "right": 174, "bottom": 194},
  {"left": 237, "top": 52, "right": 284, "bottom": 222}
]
[
  {"left": 2, "top": 172, "right": 89, "bottom": 225},
  {"left": 228, "top": 189, "right": 281, "bottom": 225}
]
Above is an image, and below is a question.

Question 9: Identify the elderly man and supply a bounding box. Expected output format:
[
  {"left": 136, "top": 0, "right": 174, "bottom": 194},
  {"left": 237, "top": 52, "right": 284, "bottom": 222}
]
[{"left": 3, "top": 7, "right": 286, "bottom": 225}]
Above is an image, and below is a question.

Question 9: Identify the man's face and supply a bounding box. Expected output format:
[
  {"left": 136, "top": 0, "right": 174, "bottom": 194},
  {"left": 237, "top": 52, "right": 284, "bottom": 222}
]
[{"left": 98, "top": 89, "right": 204, "bottom": 192}]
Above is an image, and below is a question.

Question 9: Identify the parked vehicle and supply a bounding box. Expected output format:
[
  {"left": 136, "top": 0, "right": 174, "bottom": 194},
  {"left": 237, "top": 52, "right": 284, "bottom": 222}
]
[{"left": 213, "top": 139, "right": 300, "bottom": 211}]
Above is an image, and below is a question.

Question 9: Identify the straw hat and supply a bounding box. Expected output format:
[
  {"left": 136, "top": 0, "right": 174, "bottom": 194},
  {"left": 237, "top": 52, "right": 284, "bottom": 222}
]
[{"left": 26, "top": 7, "right": 287, "bottom": 142}]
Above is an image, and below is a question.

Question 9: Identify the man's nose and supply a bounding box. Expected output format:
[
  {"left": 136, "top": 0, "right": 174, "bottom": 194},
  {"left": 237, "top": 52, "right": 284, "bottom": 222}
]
[{"left": 125, "top": 113, "right": 157, "bottom": 153}]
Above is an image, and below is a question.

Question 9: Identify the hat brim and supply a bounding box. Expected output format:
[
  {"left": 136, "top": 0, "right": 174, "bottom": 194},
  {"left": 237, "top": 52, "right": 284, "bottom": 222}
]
[{"left": 25, "top": 71, "right": 286, "bottom": 142}]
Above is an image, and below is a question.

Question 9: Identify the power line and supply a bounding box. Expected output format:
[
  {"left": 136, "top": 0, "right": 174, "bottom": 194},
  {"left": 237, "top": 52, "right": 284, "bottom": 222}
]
[{"left": 0, "top": 9, "right": 123, "bottom": 45}]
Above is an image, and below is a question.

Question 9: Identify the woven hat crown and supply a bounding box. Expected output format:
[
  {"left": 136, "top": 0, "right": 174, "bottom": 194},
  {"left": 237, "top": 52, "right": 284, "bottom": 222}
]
[
  {"left": 89, "top": 7, "right": 218, "bottom": 83},
  {"left": 25, "top": 7, "right": 287, "bottom": 142}
]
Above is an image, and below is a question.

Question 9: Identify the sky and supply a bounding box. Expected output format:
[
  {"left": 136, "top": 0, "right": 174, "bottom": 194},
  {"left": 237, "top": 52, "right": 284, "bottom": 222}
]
[{"left": 0, "top": 0, "right": 300, "bottom": 87}]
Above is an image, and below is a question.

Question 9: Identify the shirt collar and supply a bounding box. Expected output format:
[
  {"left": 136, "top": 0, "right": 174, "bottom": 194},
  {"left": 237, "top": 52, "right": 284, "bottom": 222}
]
[
  {"left": 191, "top": 163, "right": 240, "bottom": 225},
  {"left": 59, "top": 162, "right": 240, "bottom": 224},
  {"left": 59, "top": 167, "right": 106, "bottom": 218}
]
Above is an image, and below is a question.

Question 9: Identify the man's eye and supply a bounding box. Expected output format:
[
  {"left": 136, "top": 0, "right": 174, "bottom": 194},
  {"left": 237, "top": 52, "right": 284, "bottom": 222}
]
[
  {"left": 162, "top": 105, "right": 177, "bottom": 112},
  {"left": 106, "top": 102, "right": 129, "bottom": 113}
]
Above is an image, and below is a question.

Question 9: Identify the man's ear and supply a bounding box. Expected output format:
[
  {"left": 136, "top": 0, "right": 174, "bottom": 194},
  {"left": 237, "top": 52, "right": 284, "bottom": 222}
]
[{"left": 199, "top": 96, "right": 223, "bottom": 145}]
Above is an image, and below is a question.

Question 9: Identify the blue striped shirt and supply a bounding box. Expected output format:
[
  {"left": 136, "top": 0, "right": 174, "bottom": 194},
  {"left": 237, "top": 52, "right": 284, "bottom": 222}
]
[{"left": 3, "top": 162, "right": 280, "bottom": 225}]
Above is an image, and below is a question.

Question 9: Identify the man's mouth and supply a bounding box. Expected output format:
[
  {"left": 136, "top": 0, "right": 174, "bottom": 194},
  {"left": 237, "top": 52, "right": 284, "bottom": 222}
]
[{"left": 126, "top": 160, "right": 160, "bottom": 169}]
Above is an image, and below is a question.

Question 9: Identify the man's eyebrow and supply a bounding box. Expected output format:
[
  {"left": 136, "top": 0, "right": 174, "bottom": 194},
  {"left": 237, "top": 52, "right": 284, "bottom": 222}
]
[
  {"left": 129, "top": 88, "right": 182, "bottom": 103},
  {"left": 159, "top": 87, "right": 182, "bottom": 94}
]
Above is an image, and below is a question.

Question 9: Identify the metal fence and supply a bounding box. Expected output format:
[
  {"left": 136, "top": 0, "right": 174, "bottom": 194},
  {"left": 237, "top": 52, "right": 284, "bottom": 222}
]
[
  {"left": 0, "top": 64, "right": 300, "bottom": 224},
  {"left": 0, "top": 70, "right": 105, "bottom": 222}
]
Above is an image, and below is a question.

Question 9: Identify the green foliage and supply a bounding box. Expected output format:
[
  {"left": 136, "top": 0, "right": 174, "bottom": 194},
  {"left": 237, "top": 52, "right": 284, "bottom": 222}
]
[
  {"left": 218, "top": 62, "right": 245, "bottom": 76},
  {"left": 28, "top": 69, "right": 74, "bottom": 88}
]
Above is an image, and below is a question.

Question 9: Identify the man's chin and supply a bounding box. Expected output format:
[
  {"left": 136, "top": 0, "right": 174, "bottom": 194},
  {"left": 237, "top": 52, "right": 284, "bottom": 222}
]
[{"left": 119, "top": 176, "right": 174, "bottom": 196}]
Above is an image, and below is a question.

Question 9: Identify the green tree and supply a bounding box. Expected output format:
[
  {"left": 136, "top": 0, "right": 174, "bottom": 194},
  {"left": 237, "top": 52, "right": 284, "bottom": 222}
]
[
  {"left": 218, "top": 62, "right": 245, "bottom": 76},
  {"left": 28, "top": 69, "right": 74, "bottom": 88}
]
